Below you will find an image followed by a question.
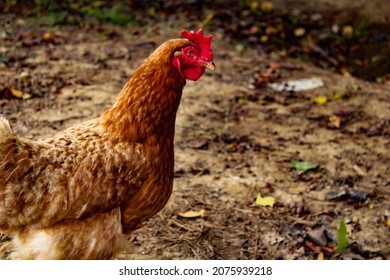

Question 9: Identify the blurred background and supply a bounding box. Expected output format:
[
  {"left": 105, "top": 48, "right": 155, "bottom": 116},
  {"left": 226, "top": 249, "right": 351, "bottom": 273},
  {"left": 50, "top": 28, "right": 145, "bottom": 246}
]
[{"left": 1, "top": 0, "right": 389, "bottom": 83}]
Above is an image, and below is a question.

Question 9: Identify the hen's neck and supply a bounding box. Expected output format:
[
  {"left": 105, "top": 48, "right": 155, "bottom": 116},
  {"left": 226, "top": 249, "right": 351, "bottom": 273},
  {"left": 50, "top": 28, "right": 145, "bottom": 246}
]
[{"left": 101, "top": 61, "right": 186, "bottom": 144}]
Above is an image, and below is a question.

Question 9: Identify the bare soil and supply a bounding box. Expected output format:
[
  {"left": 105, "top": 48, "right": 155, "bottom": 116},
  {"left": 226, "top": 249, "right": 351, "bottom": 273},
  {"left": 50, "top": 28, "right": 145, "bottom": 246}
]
[{"left": 0, "top": 17, "right": 389, "bottom": 259}]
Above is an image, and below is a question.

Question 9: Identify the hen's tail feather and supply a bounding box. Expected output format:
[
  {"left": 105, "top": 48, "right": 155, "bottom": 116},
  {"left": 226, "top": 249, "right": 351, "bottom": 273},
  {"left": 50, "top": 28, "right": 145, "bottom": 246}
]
[
  {"left": 0, "top": 233, "right": 13, "bottom": 260},
  {"left": 0, "top": 116, "right": 16, "bottom": 175},
  {"left": 0, "top": 114, "right": 19, "bottom": 169},
  {"left": 0, "top": 114, "right": 14, "bottom": 138}
]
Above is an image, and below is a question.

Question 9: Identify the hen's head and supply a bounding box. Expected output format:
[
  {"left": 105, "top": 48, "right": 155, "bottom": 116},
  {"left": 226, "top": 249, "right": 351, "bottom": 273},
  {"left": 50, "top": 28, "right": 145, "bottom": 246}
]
[{"left": 172, "top": 29, "right": 215, "bottom": 81}]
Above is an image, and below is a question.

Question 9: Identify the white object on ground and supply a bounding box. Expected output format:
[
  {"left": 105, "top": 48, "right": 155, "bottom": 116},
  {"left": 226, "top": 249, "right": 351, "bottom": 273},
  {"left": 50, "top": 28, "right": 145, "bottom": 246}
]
[{"left": 269, "top": 77, "right": 324, "bottom": 91}]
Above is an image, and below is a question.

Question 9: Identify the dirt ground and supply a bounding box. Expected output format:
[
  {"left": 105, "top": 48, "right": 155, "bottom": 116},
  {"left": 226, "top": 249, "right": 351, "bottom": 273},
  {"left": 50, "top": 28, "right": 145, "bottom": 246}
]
[{"left": 0, "top": 8, "right": 389, "bottom": 259}]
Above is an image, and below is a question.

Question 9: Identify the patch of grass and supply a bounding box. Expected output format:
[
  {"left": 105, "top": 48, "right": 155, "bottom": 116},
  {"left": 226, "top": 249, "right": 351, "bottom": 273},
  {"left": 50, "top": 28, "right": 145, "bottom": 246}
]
[
  {"left": 2, "top": 1, "right": 135, "bottom": 26},
  {"left": 82, "top": 3, "right": 135, "bottom": 25},
  {"left": 40, "top": 11, "right": 69, "bottom": 25}
]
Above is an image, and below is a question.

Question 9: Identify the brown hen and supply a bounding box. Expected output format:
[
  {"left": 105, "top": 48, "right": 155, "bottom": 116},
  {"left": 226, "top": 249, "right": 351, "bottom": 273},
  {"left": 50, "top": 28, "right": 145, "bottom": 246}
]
[{"left": 0, "top": 29, "right": 214, "bottom": 259}]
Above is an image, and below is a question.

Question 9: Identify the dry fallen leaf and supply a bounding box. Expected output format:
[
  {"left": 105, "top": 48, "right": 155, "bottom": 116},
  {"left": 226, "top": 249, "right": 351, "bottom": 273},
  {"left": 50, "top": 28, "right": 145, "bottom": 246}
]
[
  {"left": 342, "top": 25, "right": 353, "bottom": 38},
  {"left": 42, "top": 32, "right": 55, "bottom": 43},
  {"left": 307, "top": 227, "right": 328, "bottom": 246},
  {"left": 333, "top": 90, "right": 347, "bottom": 100},
  {"left": 11, "top": 88, "right": 23, "bottom": 98},
  {"left": 11, "top": 88, "right": 31, "bottom": 100},
  {"left": 317, "top": 252, "right": 324, "bottom": 260},
  {"left": 353, "top": 165, "right": 367, "bottom": 176},
  {"left": 22, "top": 93, "right": 32, "bottom": 100},
  {"left": 177, "top": 209, "right": 206, "bottom": 218},
  {"left": 265, "top": 26, "right": 277, "bottom": 35},
  {"left": 294, "top": 27, "right": 306, "bottom": 37},
  {"left": 255, "top": 193, "right": 275, "bottom": 207},
  {"left": 269, "top": 62, "right": 281, "bottom": 70},
  {"left": 340, "top": 67, "right": 351, "bottom": 77},
  {"left": 261, "top": 1, "right": 274, "bottom": 12},
  {"left": 314, "top": 95, "right": 328, "bottom": 105},
  {"left": 329, "top": 115, "right": 341, "bottom": 128},
  {"left": 260, "top": 35, "right": 269, "bottom": 43}
]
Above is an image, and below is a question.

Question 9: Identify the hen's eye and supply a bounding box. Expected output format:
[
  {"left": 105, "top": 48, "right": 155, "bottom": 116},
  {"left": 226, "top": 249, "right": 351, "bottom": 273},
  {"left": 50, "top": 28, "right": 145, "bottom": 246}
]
[{"left": 186, "top": 49, "right": 194, "bottom": 57}]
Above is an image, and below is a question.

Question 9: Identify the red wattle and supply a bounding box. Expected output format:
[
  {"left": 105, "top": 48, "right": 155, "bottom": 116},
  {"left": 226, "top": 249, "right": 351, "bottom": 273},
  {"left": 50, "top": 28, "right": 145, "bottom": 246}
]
[{"left": 183, "top": 67, "right": 205, "bottom": 81}]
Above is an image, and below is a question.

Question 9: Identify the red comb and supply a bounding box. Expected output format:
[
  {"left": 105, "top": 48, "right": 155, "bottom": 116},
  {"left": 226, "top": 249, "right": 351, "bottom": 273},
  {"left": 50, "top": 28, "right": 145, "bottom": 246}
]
[{"left": 181, "top": 29, "right": 213, "bottom": 62}]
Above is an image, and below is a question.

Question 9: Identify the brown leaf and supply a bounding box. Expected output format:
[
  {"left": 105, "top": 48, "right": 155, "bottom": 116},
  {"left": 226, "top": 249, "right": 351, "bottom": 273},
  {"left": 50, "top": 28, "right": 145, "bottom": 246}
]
[
  {"left": 307, "top": 227, "right": 328, "bottom": 246},
  {"left": 10, "top": 88, "right": 23, "bottom": 98},
  {"left": 304, "top": 240, "right": 320, "bottom": 253},
  {"left": 11, "top": 88, "right": 31, "bottom": 99},
  {"left": 269, "top": 62, "right": 281, "bottom": 70},
  {"left": 329, "top": 115, "right": 341, "bottom": 128},
  {"left": 42, "top": 32, "right": 55, "bottom": 43},
  {"left": 321, "top": 246, "right": 335, "bottom": 253}
]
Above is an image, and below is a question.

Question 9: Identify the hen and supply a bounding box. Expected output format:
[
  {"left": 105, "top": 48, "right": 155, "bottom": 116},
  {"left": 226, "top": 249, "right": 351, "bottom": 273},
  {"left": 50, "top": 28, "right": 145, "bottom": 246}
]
[{"left": 0, "top": 29, "right": 214, "bottom": 259}]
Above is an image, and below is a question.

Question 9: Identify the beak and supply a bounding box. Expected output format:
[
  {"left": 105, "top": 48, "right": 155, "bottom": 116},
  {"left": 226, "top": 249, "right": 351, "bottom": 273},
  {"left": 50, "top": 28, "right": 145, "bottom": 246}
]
[{"left": 200, "top": 61, "right": 216, "bottom": 71}]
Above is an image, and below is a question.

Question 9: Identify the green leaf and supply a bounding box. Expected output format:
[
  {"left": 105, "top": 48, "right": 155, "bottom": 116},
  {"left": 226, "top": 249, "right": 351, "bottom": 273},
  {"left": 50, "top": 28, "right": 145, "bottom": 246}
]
[
  {"left": 291, "top": 160, "right": 318, "bottom": 172},
  {"left": 336, "top": 220, "right": 349, "bottom": 254},
  {"left": 235, "top": 43, "right": 245, "bottom": 53}
]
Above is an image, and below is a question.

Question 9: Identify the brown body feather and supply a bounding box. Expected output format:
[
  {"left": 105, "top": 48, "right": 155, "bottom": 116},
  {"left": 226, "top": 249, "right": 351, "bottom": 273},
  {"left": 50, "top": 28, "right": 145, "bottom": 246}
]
[{"left": 0, "top": 39, "right": 194, "bottom": 259}]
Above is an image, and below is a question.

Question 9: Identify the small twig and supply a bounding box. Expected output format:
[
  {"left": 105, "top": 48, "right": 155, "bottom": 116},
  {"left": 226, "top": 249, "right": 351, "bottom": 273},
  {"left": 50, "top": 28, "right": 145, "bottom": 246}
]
[
  {"left": 167, "top": 218, "right": 199, "bottom": 232},
  {"left": 184, "top": 240, "right": 204, "bottom": 260},
  {"left": 232, "top": 207, "right": 255, "bottom": 214},
  {"left": 202, "top": 221, "right": 225, "bottom": 229},
  {"left": 158, "top": 212, "right": 167, "bottom": 224},
  {"left": 269, "top": 242, "right": 281, "bottom": 257},
  {"left": 287, "top": 216, "right": 317, "bottom": 227},
  {"left": 198, "top": 12, "right": 215, "bottom": 29}
]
